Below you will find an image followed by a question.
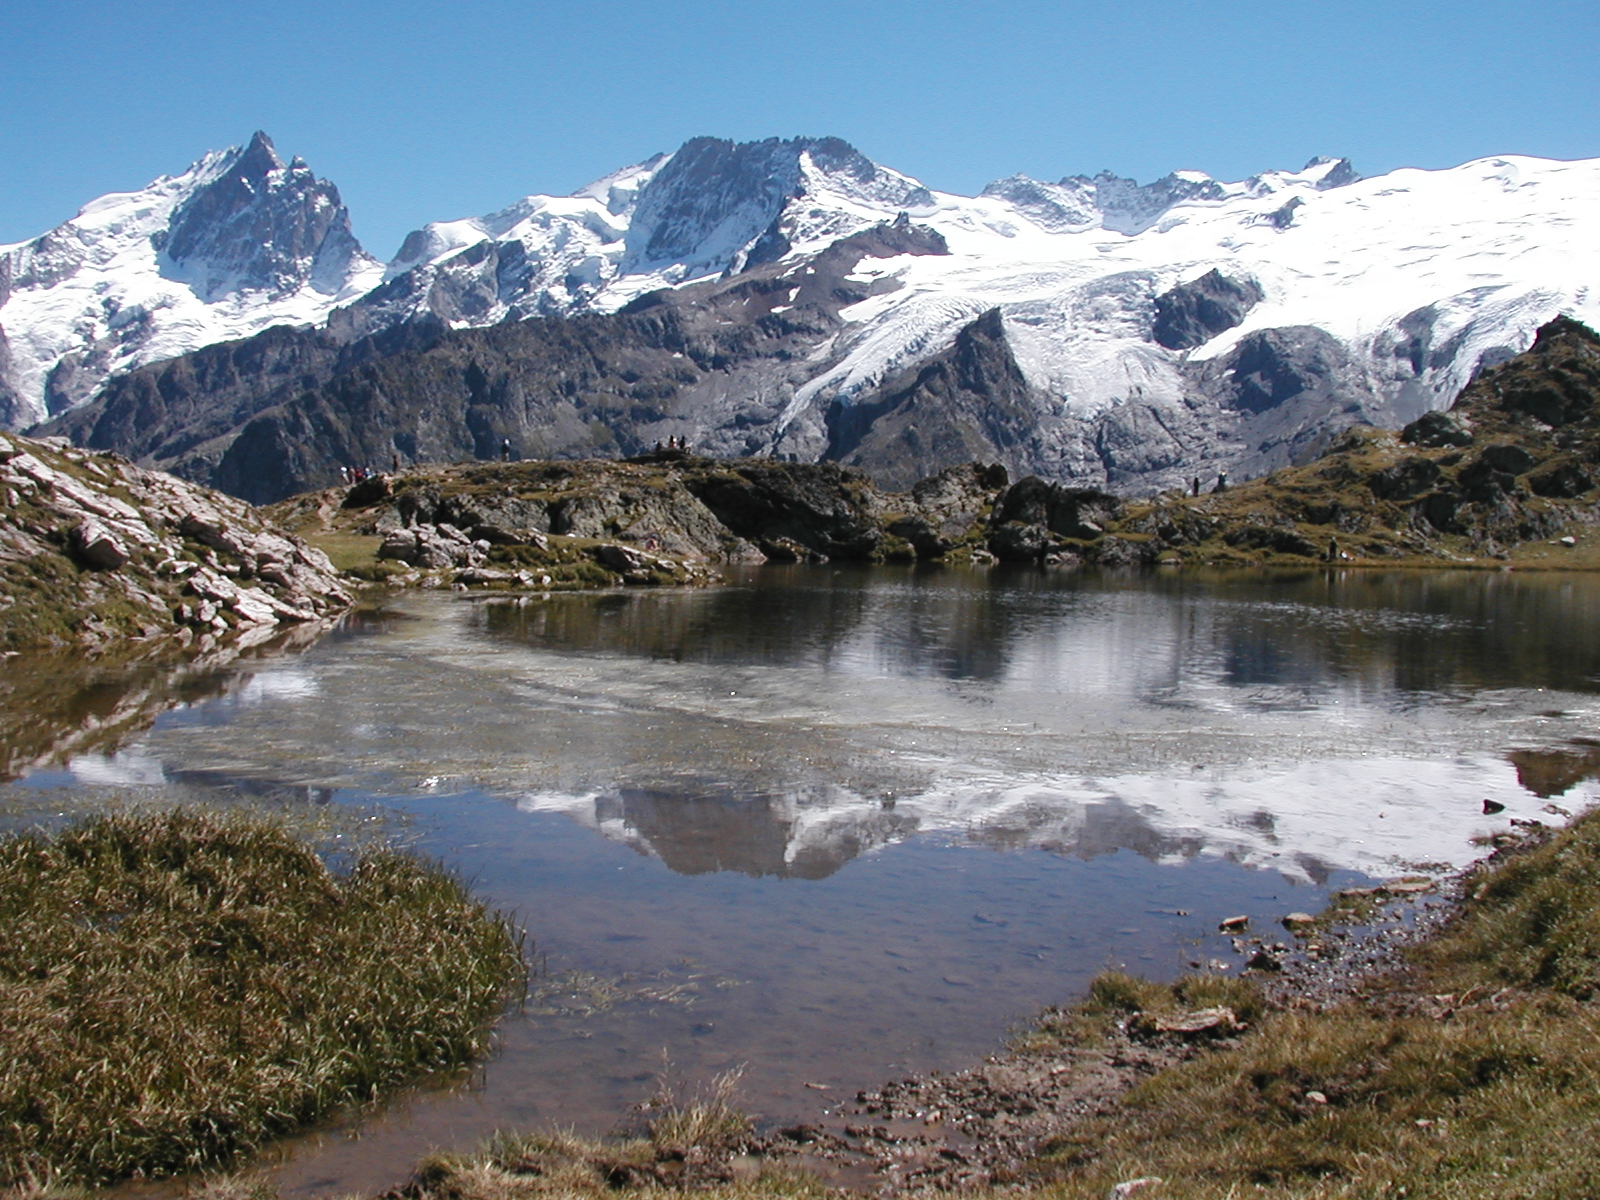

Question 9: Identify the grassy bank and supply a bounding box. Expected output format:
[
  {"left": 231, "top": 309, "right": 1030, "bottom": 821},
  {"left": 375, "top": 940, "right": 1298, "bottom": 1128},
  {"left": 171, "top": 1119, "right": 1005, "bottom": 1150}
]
[
  {"left": 370, "top": 807, "right": 1600, "bottom": 1200},
  {"left": 0, "top": 809, "right": 525, "bottom": 1189},
  {"left": 1008, "top": 810, "right": 1600, "bottom": 1197}
]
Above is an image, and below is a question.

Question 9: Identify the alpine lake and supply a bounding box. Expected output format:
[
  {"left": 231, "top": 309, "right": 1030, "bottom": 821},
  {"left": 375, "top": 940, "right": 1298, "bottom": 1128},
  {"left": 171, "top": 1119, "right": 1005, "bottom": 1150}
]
[{"left": 5, "top": 563, "right": 1600, "bottom": 1198}]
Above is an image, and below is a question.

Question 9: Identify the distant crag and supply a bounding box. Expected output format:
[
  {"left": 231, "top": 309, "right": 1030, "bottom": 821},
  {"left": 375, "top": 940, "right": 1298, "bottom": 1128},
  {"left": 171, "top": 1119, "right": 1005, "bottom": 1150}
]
[{"left": 996, "top": 316, "right": 1600, "bottom": 568}]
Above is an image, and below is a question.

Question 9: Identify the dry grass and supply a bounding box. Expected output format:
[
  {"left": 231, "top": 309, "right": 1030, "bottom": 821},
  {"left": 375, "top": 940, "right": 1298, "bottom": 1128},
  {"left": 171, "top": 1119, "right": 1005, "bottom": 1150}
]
[
  {"left": 1017, "top": 809, "right": 1600, "bottom": 1199},
  {"left": 391, "top": 1066, "right": 761, "bottom": 1200},
  {"left": 0, "top": 808, "right": 525, "bottom": 1188},
  {"left": 1016, "top": 971, "right": 1268, "bottom": 1055},
  {"left": 82, "top": 811, "right": 1600, "bottom": 1200}
]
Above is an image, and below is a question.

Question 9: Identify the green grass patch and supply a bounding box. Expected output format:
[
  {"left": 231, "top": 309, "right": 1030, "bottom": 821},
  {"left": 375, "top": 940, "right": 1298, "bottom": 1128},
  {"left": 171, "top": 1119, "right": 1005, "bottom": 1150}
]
[
  {"left": 0, "top": 808, "right": 525, "bottom": 1188},
  {"left": 306, "top": 533, "right": 386, "bottom": 574}
]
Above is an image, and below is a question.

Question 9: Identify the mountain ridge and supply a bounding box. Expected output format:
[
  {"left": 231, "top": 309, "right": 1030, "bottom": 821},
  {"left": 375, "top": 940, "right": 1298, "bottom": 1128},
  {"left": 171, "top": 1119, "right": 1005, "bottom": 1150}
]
[{"left": 9, "top": 134, "right": 1600, "bottom": 504}]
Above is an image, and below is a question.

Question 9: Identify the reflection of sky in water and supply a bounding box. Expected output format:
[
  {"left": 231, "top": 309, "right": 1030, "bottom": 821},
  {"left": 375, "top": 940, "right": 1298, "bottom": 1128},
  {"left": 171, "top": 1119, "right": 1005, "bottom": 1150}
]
[
  {"left": 21, "top": 566, "right": 1600, "bottom": 883},
  {"left": 8, "top": 568, "right": 1600, "bottom": 1197}
]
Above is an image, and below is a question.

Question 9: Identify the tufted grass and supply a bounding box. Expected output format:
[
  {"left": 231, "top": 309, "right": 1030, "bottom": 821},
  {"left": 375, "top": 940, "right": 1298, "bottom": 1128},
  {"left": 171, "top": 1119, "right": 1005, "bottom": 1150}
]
[
  {"left": 0, "top": 808, "right": 525, "bottom": 1189},
  {"left": 1019, "top": 807, "right": 1600, "bottom": 1198}
]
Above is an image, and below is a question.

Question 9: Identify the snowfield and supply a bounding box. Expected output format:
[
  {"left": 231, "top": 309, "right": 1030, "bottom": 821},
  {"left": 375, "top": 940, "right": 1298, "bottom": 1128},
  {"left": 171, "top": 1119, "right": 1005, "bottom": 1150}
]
[{"left": 4, "top": 133, "right": 1597, "bottom": 475}]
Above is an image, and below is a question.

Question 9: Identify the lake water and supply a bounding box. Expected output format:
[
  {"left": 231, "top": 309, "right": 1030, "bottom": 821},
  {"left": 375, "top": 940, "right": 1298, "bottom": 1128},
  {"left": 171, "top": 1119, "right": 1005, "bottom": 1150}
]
[{"left": 5, "top": 564, "right": 1600, "bottom": 1197}]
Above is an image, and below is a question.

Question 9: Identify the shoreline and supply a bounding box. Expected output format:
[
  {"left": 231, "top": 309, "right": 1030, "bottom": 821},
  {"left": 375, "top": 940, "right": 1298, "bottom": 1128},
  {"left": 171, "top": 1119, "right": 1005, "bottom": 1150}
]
[
  {"left": 377, "top": 809, "right": 1593, "bottom": 1199},
  {"left": 737, "top": 869, "right": 1468, "bottom": 1191}
]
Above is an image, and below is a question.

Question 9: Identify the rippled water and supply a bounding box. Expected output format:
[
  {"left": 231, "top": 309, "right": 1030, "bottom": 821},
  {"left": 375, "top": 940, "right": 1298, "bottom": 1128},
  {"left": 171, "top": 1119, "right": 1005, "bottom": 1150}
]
[{"left": 6, "top": 564, "right": 1600, "bottom": 1197}]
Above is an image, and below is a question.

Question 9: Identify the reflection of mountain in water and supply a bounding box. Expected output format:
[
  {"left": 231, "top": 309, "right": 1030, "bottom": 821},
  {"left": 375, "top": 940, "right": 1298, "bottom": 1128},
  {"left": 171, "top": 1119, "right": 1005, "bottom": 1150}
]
[
  {"left": 520, "top": 780, "right": 1341, "bottom": 882},
  {"left": 18, "top": 575, "right": 1600, "bottom": 887},
  {"left": 1507, "top": 745, "right": 1600, "bottom": 799},
  {"left": 521, "top": 735, "right": 1590, "bottom": 884},
  {"left": 595, "top": 788, "right": 920, "bottom": 879}
]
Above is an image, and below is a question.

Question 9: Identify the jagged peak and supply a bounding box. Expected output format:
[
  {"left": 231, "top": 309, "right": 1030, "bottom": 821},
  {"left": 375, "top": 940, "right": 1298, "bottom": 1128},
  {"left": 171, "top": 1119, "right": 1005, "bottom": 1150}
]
[
  {"left": 1300, "top": 156, "right": 1361, "bottom": 189},
  {"left": 233, "top": 130, "right": 284, "bottom": 177}
]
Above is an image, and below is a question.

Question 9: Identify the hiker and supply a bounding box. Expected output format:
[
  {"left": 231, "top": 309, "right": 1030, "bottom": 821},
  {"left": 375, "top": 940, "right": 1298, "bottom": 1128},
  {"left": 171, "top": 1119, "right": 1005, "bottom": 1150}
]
[
  {"left": 1190, "top": 476, "right": 1200, "bottom": 497},
  {"left": 501, "top": 438, "right": 512, "bottom": 462},
  {"left": 1213, "top": 471, "right": 1228, "bottom": 494}
]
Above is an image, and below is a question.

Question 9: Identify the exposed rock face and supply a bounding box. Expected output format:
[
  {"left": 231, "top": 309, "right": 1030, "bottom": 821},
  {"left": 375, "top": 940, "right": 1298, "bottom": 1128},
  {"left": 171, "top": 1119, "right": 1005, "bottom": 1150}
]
[
  {"left": 340, "top": 134, "right": 937, "bottom": 340},
  {"left": 159, "top": 132, "right": 368, "bottom": 301},
  {"left": 1401, "top": 410, "right": 1474, "bottom": 449},
  {"left": 1079, "top": 316, "right": 1600, "bottom": 566},
  {"left": 42, "top": 319, "right": 450, "bottom": 483},
  {"left": 1188, "top": 325, "right": 1368, "bottom": 479},
  {"left": 620, "top": 136, "right": 932, "bottom": 277},
  {"left": 1151, "top": 270, "right": 1263, "bottom": 351},
  {"left": 0, "top": 432, "right": 351, "bottom": 655},
  {"left": 277, "top": 453, "right": 1017, "bottom": 585},
  {"left": 43, "top": 219, "right": 947, "bottom": 505},
  {"left": 0, "top": 132, "right": 379, "bottom": 426},
  {"left": 826, "top": 308, "right": 1041, "bottom": 492}
]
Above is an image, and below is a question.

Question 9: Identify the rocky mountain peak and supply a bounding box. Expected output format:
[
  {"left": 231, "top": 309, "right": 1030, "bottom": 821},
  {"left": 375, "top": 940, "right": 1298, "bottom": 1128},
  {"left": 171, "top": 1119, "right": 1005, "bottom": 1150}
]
[
  {"left": 1302, "top": 156, "right": 1361, "bottom": 189},
  {"left": 621, "top": 136, "right": 817, "bottom": 274},
  {"left": 620, "top": 135, "right": 930, "bottom": 278},
  {"left": 1075, "top": 169, "right": 1229, "bottom": 235},
  {"left": 159, "top": 131, "right": 372, "bottom": 300}
]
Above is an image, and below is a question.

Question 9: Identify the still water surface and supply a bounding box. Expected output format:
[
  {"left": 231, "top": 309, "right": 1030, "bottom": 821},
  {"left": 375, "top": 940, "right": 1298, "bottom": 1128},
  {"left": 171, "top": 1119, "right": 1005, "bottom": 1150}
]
[{"left": 7, "top": 565, "right": 1600, "bottom": 1196}]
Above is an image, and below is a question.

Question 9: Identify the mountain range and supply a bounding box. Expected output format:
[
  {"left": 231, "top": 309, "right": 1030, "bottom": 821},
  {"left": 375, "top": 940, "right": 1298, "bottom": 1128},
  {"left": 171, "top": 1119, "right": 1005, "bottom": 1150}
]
[{"left": 5, "top": 132, "right": 1598, "bottom": 503}]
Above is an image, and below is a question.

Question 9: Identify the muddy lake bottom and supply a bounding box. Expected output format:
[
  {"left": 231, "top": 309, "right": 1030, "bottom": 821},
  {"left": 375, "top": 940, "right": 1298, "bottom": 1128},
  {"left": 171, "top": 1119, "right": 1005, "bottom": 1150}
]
[{"left": 5, "top": 565, "right": 1600, "bottom": 1197}]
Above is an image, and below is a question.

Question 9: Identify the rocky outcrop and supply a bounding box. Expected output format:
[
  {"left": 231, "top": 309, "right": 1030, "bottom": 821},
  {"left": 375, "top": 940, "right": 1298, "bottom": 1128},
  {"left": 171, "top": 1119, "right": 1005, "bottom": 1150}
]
[
  {"left": 826, "top": 308, "right": 1041, "bottom": 492},
  {"left": 1151, "top": 270, "right": 1263, "bottom": 351},
  {"left": 0, "top": 432, "right": 351, "bottom": 655},
  {"left": 271, "top": 453, "right": 1019, "bottom": 587},
  {"left": 1032, "top": 316, "right": 1600, "bottom": 567}
]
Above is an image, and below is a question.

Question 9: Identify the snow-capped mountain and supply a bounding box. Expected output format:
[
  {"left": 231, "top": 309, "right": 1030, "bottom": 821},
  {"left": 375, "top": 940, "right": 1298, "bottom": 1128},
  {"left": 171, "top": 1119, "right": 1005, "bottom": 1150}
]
[
  {"left": 0, "top": 132, "right": 380, "bottom": 425},
  {"left": 332, "top": 135, "right": 936, "bottom": 337},
  {"left": 14, "top": 132, "right": 1600, "bottom": 501},
  {"left": 310, "top": 139, "right": 1600, "bottom": 491}
]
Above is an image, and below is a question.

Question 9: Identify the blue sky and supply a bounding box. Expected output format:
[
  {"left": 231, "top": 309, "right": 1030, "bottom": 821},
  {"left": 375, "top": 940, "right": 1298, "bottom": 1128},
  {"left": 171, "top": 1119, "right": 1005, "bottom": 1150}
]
[{"left": 3, "top": 0, "right": 1597, "bottom": 260}]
